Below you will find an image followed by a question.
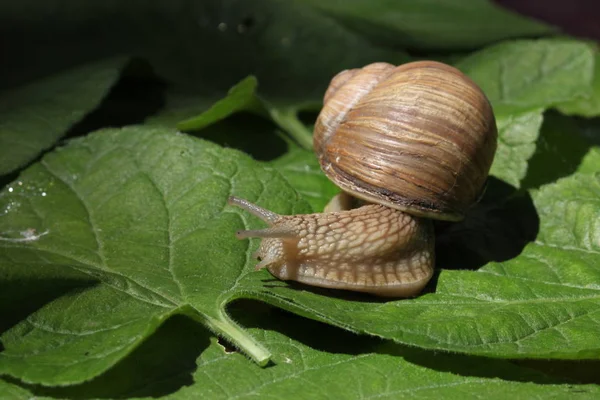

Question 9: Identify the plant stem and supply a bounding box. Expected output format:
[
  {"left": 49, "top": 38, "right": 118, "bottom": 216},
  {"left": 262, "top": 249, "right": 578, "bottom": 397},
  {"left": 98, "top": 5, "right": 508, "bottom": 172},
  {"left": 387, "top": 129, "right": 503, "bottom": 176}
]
[
  {"left": 206, "top": 313, "right": 271, "bottom": 366},
  {"left": 269, "top": 108, "right": 314, "bottom": 150}
]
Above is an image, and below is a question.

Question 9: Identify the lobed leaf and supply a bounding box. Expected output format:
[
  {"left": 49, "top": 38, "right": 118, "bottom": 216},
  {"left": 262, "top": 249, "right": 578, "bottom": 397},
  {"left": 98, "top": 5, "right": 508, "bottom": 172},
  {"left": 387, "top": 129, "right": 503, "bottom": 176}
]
[{"left": 0, "top": 127, "right": 311, "bottom": 384}]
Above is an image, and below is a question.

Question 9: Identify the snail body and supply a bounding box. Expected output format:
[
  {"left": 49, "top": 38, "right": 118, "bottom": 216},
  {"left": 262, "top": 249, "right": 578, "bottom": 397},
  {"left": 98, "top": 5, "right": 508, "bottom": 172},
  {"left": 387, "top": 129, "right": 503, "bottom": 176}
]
[
  {"left": 230, "top": 61, "right": 497, "bottom": 297},
  {"left": 229, "top": 197, "right": 434, "bottom": 297}
]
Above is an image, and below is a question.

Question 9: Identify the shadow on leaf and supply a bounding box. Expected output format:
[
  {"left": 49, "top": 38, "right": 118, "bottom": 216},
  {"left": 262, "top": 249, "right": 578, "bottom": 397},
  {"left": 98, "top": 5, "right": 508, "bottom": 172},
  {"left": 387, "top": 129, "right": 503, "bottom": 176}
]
[
  {"left": 0, "top": 59, "right": 166, "bottom": 190},
  {"left": 5, "top": 315, "right": 210, "bottom": 399},
  {"left": 0, "top": 277, "right": 95, "bottom": 336},
  {"left": 513, "top": 359, "right": 600, "bottom": 385},
  {"left": 64, "top": 59, "right": 167, "bottom": 141},
  {"left": 521, "top": 112, "right": 595, "bottom": 190},
  {"left": 230, "top": 299, "right": 598, "bottom": 385},
  {"left": 229, "top": 299, "right": 378, "bottom": 356},
  {"left": 184, "top": 111, "right": 288, "bottom": 161},
  {"left": 261, "top": 278, "right": 416, "bottom": 304},
  {"left": 434, "top": 177, "right": 539, "bottom": 270},
  {"left": 381, "top": 342, "right": 599, "bottom": 385}
]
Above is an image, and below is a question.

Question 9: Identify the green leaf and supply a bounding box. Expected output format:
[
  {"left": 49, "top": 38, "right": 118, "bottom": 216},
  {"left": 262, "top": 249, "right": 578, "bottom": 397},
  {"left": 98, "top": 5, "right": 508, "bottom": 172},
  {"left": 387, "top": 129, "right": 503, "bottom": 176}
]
[
  {"left": 3, "top": 304, "right": 599, "bottom": 399},
  {"left": 270, "top": 141, "right": 339, "bottom": 212},
  {"left": 176, "top": 76, "right": 265, "bottom": 131},
  {"left": 579, "top": 148, "right": 600, "bottom": 176},
  {"left": 0, "top": 58, "right": 127, "bottom": 176},
  {"left": 490, "top": 110, "right": 544, "bottom": 188},
  {"left": 0, "top": 126, "right": 311, "bottom": 385},
  {"left": 457, "top": 39, "right": 595, "bottom": 115},
  {"left": 0, "top": 379, "right": 33, "bottom": 399},
  {"left": 558, "top": 51, "right": 600, "bottom": 117},
  {"left": 174, "top": 77, "right": 315, "bottom": 150},
  {"left": 145, "top": 93, "right": 221, "bottom": 128},
  {"left": 299, "top": 0, "right": 553, "bottom": 50}
]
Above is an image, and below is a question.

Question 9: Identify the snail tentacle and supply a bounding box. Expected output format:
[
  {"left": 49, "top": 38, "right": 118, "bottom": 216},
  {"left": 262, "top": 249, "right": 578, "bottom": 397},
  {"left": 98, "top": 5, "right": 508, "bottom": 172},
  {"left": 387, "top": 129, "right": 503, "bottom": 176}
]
[{"left": 228, "top": 196, "right": 281, "bottom": 224}]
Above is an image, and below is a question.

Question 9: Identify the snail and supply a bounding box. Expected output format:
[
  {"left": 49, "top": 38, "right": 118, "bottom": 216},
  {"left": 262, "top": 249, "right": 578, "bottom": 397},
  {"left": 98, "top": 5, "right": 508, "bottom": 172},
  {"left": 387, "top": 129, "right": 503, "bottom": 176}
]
[{"left": 229, "top": 61, "right": 497, "bottom": 297}]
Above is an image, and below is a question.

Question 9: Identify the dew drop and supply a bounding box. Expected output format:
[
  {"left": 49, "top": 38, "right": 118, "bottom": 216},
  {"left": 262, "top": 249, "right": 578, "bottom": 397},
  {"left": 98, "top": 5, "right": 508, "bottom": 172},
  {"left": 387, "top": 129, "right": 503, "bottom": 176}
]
[
  {"left": 218, "top": 22, "right": 227, "bottom": 32},
  {"left": 7, "top": 187, "right": 13, "bottom": 193}
]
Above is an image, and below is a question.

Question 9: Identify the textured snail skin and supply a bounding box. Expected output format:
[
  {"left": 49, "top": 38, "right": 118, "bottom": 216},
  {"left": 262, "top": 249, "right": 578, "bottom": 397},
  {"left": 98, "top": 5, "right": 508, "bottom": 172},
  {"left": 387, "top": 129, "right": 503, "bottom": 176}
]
[{"left": 229, "top": 196, "right": 434, "bottom": 297}]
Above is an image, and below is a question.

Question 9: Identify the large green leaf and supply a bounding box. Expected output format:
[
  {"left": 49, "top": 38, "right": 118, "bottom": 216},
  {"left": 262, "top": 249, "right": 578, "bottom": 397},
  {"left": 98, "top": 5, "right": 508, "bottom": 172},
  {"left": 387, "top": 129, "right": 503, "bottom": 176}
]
[
  {"left": 0, "top": 58, "right": 126, "bottom": 176},
  {"left": 1, "top": 127, "right": 599, "bottom": 390},
  {"left": 299, "top": 0, "right": 553, "bottom": 50},
  {"left": 2, "top": 303, "right": 598, "bottom": 399},
  {"left": 0, "top": 127, "right": 311, "bottom": 385}
]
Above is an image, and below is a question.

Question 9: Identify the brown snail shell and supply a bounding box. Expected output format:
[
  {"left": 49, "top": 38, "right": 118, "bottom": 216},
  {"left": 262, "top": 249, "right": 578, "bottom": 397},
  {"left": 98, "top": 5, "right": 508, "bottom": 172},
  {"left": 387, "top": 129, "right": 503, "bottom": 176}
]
[{"left": 314, "top": 61, "right": 497, "bottom": 221}]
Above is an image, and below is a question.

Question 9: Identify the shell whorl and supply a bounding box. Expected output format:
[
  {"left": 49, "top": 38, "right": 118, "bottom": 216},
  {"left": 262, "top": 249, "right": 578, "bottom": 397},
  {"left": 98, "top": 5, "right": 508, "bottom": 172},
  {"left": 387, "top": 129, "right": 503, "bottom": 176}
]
[{"left": 314, "top": 61, "right": 497, "bottom": 221}]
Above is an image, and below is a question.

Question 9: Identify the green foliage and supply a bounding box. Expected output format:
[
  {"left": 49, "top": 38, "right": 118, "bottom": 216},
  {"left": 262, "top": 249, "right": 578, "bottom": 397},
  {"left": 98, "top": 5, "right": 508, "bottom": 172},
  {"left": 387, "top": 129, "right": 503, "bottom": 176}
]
[
  {"left": 1, "top": 1, "right": 600, "bottom": 398},
  {"left": 298, "top": 0, "right": 554, "bottom": 49},
  {"left": 0, "top": 58, "right": 127, "bottom": 175},
  {"left": 3, "top": 305, "right": 599, "bottom": 399},
  {"left": 176, "top": 77, "right": 265, "bottom": 131}
]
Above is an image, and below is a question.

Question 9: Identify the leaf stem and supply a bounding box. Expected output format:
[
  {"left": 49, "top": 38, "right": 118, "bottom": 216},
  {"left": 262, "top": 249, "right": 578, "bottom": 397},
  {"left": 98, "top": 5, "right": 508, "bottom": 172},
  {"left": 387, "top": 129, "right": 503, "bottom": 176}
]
[
  {"left": 207, "top": 313, "right": 271, "bottom": 366},
  {"left": 269, "top": 108, "right": 314, "bottom": 151}
]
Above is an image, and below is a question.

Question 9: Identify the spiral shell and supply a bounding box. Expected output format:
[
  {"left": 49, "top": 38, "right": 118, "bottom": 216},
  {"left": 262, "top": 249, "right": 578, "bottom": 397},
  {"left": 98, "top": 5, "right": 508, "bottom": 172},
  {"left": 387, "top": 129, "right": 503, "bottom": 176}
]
[{"left": 314, "top": 61, "right": 497, "bottom": 221}]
